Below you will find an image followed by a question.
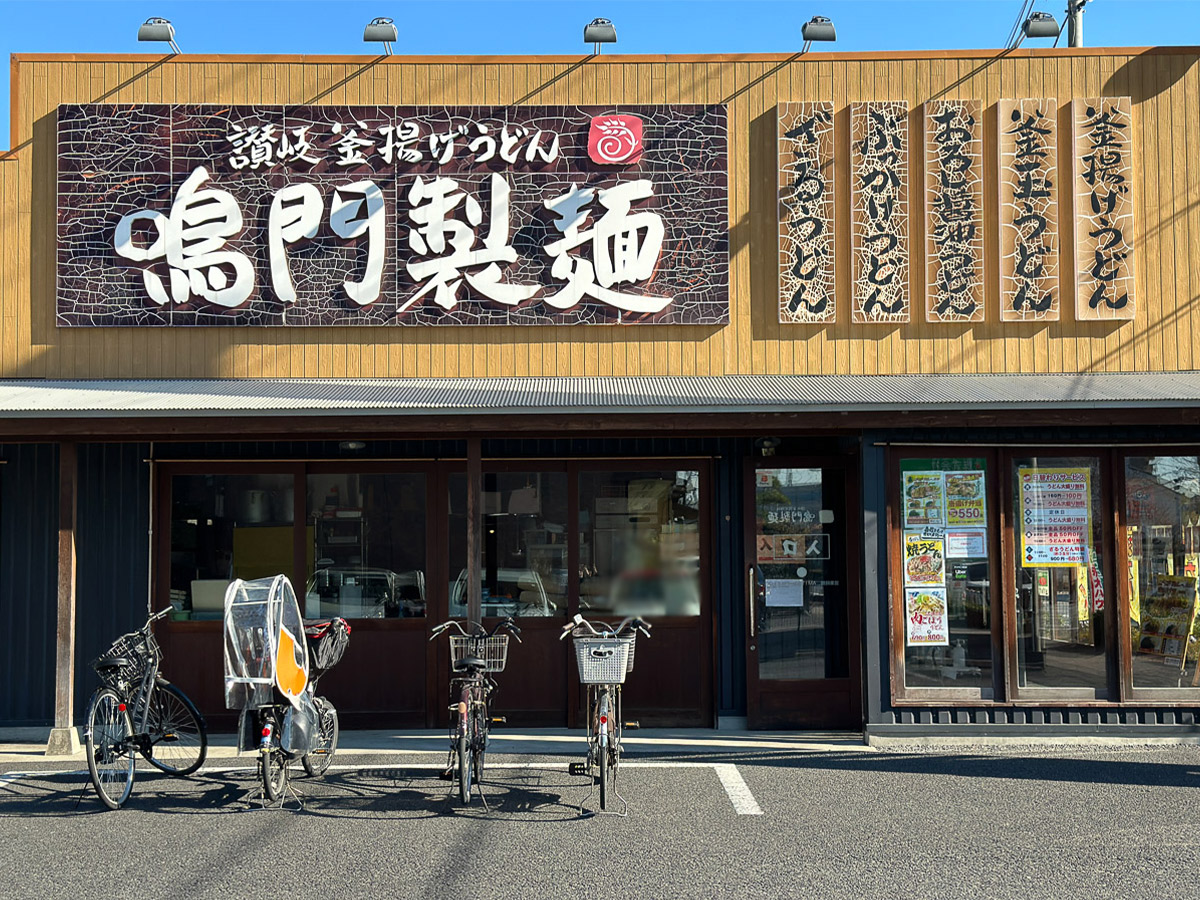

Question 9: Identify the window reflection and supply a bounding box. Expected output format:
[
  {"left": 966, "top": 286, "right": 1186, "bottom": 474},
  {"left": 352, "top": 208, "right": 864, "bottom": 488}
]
[
  {"left": 169, "top": 473, "right": 297, "bottom": 620},
  {"left": 305, "top": 473, "right": 427, "bottom": 619},
  {"left": 449, "top": 472, "right": 568, "bottom": 618},
  {"left": 1012, "top": 456, "right": 1109, "bottom": 696},
  {"left": 578, "top": 470, "right": 701, "bottom": 617},
  {"left": 1125, "top": 456, "right": 1200, "bottom": 691}
]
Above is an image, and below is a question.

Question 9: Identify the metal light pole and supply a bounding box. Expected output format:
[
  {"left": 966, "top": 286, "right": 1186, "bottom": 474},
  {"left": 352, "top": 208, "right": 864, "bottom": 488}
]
[{"left": 1066, "top": 0, "right": 1088, "bottom": 48}]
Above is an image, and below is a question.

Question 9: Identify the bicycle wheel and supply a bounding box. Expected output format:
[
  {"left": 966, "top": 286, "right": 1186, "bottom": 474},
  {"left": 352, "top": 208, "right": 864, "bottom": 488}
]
[
  {"left": 597, "top": 691, "right": 610, "bottom": 810},
  {"left": 598, "top": 736, "right": 609, "bottom": 810},
  {"left": 141, "top": 682, "right": 207, "bottom": 776},
  {"left": 471, "top": 706, "right": 486, "bottom": 787},
  {"left": 301, "top": 697, "right": 339, "bottom": 777},
  {"left": 260, "top": 711, "right": 288, "bottom": 801},
  {"left": 85, "top": 688, "right": 134, "bottom": 810},
  {"left": 457, "top": 730, "right": 472, "bottom": 803}
]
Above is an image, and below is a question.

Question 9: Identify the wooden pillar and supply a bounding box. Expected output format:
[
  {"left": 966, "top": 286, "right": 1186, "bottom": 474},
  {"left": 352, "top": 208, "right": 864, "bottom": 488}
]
[
  {"left": 466, "top": 436, "right": 482, "bottom": 624},
  {"left": 47, "top": 441, "right": 80, "bottom": 755}
]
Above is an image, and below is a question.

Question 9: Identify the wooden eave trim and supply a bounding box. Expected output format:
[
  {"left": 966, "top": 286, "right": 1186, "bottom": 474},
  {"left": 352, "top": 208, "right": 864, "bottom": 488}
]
[{"left": 9, "top": 47, "right": 1197, "bottom": 66}]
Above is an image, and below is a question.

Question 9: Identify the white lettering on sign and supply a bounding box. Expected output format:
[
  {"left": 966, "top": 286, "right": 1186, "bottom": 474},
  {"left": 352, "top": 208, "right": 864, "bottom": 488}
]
[
  {"left": 227, "top": 118, "right": 563, "bottom": 171},
  {"left": 543, "top": 181, "right": 669, "bottom": 313},
  {"left": 114, "top": 166, "right": 254, "bottom": 308},
  {"left": 115, "top": 166, "right": 667, "bottom": 316}
]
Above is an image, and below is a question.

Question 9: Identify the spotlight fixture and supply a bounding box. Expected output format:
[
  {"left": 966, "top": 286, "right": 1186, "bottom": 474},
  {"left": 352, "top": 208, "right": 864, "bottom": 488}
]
[
  {"left": 364, "top": 17, "right": 398, "bottom": 55},
  {"left": 1015, "top": 10, "right": 1061, "bottom": 46},
  {"left": 137, "top": 17, "right": 180, "bottom": 55},
  {"left": 800, "top": 15, "right": 836, "bottom": 54},
  {"left": 584, "top": 17, "right": 617, "bottom": 55},
  {"left": 339, "top": 440, "right": 367, "bottom": 451}
]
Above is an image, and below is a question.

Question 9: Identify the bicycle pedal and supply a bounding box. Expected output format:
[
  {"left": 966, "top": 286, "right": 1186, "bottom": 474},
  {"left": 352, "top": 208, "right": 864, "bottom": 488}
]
[
  {"left": 490, "top": 716, "right": 506, "bottom": 724},
  {"left": 623, "top": 721, "right": 640, "bottom": 729},
  {"left": 438, "top": 769, "right": 455, "bottom": 782},
  {"left": 568, "top": 762, "right": 589, "bottom": 777}
]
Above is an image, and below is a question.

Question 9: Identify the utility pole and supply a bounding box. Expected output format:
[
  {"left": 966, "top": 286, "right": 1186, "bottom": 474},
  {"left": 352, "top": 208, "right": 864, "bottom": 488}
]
[{"left": 1067, "top": 0, "right": 1088, "bottom": 48}]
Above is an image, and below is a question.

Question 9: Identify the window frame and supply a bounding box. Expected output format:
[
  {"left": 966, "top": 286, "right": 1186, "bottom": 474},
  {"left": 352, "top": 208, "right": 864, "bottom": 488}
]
[
  {"left": 1116, "top": 447, "right": 1200, "bottom": 702},
  {"left": 887, "top": 447, "right": 1004, "bottom": 704}
]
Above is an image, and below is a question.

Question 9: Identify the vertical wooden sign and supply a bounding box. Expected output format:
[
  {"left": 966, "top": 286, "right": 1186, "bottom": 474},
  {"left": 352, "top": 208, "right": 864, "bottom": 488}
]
[
  {"left": 851, "top": 102, "right": 909, "bottom": 323},
  {"left": 778, "top": 103, "right": 836, "bottom": 324},
  {"left": 925, "top": 100, "right": 984, "bottom": 323},
  {"left": 1074, "top": 97, "right": 1135, "bottom": 321},
  {"left": 999, "top": 98, "right": 1060, "bottom": 322}
]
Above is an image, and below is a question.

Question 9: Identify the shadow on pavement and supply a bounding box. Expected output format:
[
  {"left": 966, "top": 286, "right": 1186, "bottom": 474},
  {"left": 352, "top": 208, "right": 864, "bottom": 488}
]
[{"left": 635, "top": 748, "right": 1200, "bottom": 789}]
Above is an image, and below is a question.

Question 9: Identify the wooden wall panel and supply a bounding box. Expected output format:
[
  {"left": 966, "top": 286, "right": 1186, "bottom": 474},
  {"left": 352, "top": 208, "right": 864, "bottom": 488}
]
[{"left": 2, "top": 50, "right": 1198, "bottom": 379}]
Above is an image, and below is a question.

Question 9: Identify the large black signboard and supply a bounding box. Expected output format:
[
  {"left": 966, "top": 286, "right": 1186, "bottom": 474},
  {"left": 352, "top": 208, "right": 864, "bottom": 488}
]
[{"left": 57, "top": 104, "right": 729, "bottom": 327}]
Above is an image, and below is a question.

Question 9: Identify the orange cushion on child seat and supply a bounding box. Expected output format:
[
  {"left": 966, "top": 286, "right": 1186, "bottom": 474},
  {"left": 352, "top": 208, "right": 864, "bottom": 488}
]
[{"left": 275, "top": 625, "right": 309, "bottom": 700}]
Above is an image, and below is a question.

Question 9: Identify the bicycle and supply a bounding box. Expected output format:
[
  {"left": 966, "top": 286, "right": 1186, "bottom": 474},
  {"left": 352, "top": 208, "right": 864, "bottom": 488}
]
[
  {"left": 224, "top": 575, "right": 350, "bottom": 806},
  {"left": 429, "top": 617, "right": 522, "bottom": 805},
  {"left": 251, "top": 616, "right": 352, "bottom": 802},
  {"left": 84, "top": 607, "right": 209, "bottom": 810},
  {"left": 559, "top": 613, "right": 651, "bottom": 816}
]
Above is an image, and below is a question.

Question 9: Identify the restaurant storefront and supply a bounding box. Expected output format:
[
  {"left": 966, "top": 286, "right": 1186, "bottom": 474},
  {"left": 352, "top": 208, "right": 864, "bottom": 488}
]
[{"left": 3, "top": 46, "right": 1200, "bottom": 744}]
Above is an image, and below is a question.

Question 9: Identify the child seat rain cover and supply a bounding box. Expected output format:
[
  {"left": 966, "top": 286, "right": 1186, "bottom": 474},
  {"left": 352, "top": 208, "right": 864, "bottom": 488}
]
[{"left": 223, "top": 574, "right": 311, "bottom": 711}]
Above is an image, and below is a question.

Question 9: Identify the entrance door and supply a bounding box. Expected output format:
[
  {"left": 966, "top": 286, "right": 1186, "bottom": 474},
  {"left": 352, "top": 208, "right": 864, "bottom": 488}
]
[{"left": 745, "top": 460, "right": 861, "bottom": 729}]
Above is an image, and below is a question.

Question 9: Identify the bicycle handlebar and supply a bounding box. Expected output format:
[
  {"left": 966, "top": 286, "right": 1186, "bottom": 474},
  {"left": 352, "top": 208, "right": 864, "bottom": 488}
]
[
  {"left": 143, "top": 606, "right": 173, "bottom": 632},
  {"left": 430, "top": 617, "right": 523, "bottom": 642},
  {"left": 558, "top": 613, "right": 651, "bottom": 640}
]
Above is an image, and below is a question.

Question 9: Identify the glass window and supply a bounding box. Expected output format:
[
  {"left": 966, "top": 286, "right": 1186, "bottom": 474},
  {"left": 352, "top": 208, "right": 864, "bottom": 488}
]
[
  {"left": 898, "top": 458, "right": 993, "bottom": 695},
  {"left": 1012, "top": 456, "right": 1109, "bottom": 696},
  {"left": 1125, "top": 456, "right": 1200, "bottom": 692},
  {"left": 169, "top": 473, "right": 296, "bottom": 620},
  {"left": 305, "top": 473, "right": 427, "bottom": 619},
  {"left": 449, "top": 471, "right": 568, "bottom": 618},
  {"left": 578, "top": 470, "right": 701, "bottom": 617}
]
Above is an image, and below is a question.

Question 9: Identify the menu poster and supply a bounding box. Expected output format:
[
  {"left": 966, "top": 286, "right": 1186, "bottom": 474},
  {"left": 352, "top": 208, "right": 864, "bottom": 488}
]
[
  {"left": 904, "top": 472, "right": 946, "bottom": 527},
  {"left": 905, "top": 587, "right": 950, "bottom": 646},
  {"left": 904, "top": 533, "right": 946, "bottom": 587},
  {"left": 1019, "top": 467, "right": 1092, "bottom": 567},
  {"left": 944, "top": 471, "right": 986, "bottom": 527}
]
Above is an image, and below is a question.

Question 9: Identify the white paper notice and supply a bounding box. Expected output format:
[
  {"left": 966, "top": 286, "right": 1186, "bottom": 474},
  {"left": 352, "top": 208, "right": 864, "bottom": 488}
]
[
  {"left": 765, "top": 579, "right": 804, "bottom": 608},
  {"left": 945, "top": 530, "right": 987, "bottom": 558}
]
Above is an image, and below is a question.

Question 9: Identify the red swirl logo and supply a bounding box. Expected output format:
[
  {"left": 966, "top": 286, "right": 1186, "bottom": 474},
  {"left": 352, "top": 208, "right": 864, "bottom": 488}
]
[{"left": 587, "top": 114, "right": 643, "bottom": 165}]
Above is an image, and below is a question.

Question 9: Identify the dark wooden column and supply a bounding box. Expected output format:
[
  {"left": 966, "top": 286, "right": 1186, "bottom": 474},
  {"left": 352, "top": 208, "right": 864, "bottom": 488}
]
[
  {"left": 465, "top": 436, "right": 482, "bottom": 624},
  {"left": 47, "top": 441, "right": 80, "bottom": 755}
]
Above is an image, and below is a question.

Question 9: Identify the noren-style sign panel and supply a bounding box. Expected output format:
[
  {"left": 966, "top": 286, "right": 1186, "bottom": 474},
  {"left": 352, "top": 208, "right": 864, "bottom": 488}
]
[
  {"left": 777, "top": 102, "right": 835, "bottom": 325},
  {"left": 56, "top": 104, "right": 729, "bottom": 327}
]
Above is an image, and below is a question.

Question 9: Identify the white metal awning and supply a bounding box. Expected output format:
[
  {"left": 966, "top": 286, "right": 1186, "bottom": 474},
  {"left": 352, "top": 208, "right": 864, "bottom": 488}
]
[{"left": 0, "top": 373, "right": 1195, "bottom": 417}]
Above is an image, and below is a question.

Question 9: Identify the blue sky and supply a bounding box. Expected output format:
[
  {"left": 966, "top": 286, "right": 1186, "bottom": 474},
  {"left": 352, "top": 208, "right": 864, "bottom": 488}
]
[{"left": 3, "top": 0, "right": 1199, "bottom": 148}]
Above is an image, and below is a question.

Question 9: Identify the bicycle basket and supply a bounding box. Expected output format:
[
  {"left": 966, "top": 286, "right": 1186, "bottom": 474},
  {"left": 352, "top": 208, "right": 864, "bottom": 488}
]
[
  {"left": 449, "top": 634, "right": 509, "bottom": 673},
  {"left": 573, "top": 637, "right": 630, "bottom": 685},
  {"left": 621, "top": 632, "right": 637, "bottom": 674},
  {"left": 92, "top": 630, "right": 151, "bottom": 690}
]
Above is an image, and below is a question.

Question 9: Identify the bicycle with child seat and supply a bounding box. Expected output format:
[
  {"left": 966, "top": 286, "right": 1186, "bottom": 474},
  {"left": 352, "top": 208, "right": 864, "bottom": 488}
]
[
  {"left": 429, "top": 617, "right": 522, "bottom": 804},
  {"left": 560, "top": 613, "right": 651, "bottom": 815},
  {"left": 84, "top": 607, "right": 209, "bottom": 810}
]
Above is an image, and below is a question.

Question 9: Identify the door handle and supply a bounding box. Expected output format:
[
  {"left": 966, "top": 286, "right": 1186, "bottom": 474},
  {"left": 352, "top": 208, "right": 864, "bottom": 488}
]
[{"left": 747, "top": 565, "right": 755, "bottom": 638}]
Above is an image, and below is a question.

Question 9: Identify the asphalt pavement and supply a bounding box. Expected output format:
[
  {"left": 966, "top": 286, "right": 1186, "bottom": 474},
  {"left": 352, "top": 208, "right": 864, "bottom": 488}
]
[{"left": 2, "top": 731, "right": 1199, "bottom": 899}]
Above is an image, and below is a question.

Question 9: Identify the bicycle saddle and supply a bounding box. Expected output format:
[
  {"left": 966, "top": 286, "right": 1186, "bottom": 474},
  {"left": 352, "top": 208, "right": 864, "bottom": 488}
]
[
  {"left": 95, "top": 657, "right": 131, "bottom": 671},
  {"left": 453, "top": 655, "right": 486, "bottom": 672}
]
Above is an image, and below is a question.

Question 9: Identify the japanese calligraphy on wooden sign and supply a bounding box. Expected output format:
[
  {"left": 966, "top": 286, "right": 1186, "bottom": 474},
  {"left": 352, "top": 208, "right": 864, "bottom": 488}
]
[
  {"left": 1073, "top": 97, "right": 1135, "bottom": 321},
  {"left": 925, "top": 100, "right": 984, "bottom": 323},
  {"left": 777, "top": 102, "right": 835, "bottom": 324},
  {"left": 851, "top": 102, "right": 909, "bottom": 323},
  {"left": 999, "top": 98, "right": 1060, "bottom": 322},
  {"left": 56, "top": 104, "right": 729, "bottom": 327}
]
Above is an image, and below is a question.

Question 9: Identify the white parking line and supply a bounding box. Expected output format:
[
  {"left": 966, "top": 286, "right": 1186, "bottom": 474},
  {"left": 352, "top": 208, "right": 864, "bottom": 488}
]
[{"left": 712, "top": 764, "right": 763, "bottom": 815}]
